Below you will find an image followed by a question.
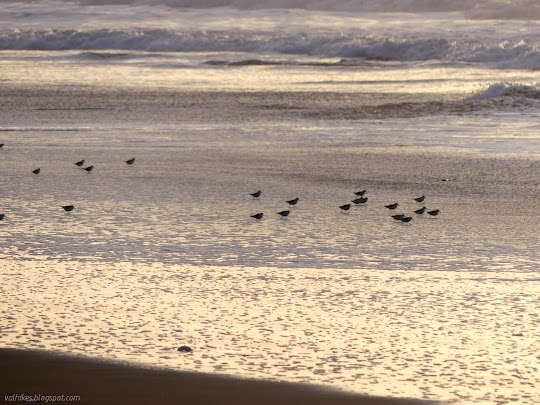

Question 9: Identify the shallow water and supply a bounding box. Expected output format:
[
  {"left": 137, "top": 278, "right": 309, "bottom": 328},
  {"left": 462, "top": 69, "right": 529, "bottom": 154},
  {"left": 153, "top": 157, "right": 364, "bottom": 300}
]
[{"left": 0, "top": 140, "right": 538, "bottom": 270}]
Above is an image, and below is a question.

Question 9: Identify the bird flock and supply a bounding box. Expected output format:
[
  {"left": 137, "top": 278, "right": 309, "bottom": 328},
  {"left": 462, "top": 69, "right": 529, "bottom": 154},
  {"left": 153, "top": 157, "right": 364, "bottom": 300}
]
[
  {"left": 34, "top": 158, "right": 99, "bottom": 175},
  {"left": 0, "top": 140, "right": 441, "bottom": 226},
  {"left": 0, "top": 145, "right": 135, "bottom": 221},
  {"left": 249, "top": 190, "right": 440, "bottom": 223}
]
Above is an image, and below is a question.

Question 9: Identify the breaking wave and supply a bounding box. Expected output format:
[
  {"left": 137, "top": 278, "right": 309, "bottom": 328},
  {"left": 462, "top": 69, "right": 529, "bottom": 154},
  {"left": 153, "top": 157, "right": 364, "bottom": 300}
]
[
  {"left": 303, "top": 83, "right": 540, "bottom": 120},
  {"left": 1, "top": 29, "right": 538, "bottom": 69},
  {"left": 470, "top": 83, "right": 540, "bottom": 101}
]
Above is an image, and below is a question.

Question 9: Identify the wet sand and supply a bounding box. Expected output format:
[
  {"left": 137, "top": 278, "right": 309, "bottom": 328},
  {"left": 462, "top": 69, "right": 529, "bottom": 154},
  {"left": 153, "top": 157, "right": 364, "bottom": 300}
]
[
  {"left": 0, "top": 348, "right": 428, "bottom": 405},
  {"left": 1, "top": 261, "right": 538, "bottom": 403},
  {"left": 1, "top": 86, "right": 539, "bottom": 404}
]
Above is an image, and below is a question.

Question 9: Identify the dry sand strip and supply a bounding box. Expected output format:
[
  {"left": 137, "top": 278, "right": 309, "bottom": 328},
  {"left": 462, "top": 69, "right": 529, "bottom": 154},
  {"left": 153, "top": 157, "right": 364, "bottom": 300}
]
[{"left": 0, "top": 349, "right": 433, "bottom": 405}]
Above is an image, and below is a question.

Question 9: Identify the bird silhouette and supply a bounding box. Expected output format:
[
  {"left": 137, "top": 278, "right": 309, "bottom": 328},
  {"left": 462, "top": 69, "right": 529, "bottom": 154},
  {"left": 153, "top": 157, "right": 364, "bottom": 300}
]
[
  {"left": 414, "top": 195, "right": 425, "bottom": 202},
  {"left": 354, "top": 190, "right": 367, "bottom": 196},
  {"left": 32, "top": 168, "right": 40, "bottom": 174},
  {"left": 75, "top": 160, "right": 85, "bottom": 166},
  {"left": 0, "top": 214, "right": 4, "bottom": 220},
  {"left": 251, "top": 213, "right": 263, "bottom": 220},
  {"left": 250, "top": 190, "right": 262, "bottom": 198},
  {"left": 352, "top": 197, "right": 368, "bottom": 204},
  {"left": 277, "top": 210, "right": 291, "bottom": 217},
  {"left": 385, "top": 203, "right": 399, "bottom": 210},
  {"left": 84, "top": 165, "right": 94, "bottom": 172},
  {"left": 400, "top": 216, "right": 413, "bottom": 223},
  {"left": 286, "top": 198, "right": 299, "bottom": 206},
  {"left": 427, "top": 209, "right": 440, "bottom": 216},
  {"left": 392, "top": 214, "right": 405, "bottom": 220},
  {"left": 0, "top": 143, "right": 4, "bottom": 148},
  {"left": 414, "top": 207, "right": 426, "bottom": 214},
  {"left": 125, "top": 158, "right": 135, "bottom": 165},
  {"left": 62, "top": 205, "right": 74, "bottom": 212},
  {"left": 340, "top": 204, "right": 351, "bottom": 211}
]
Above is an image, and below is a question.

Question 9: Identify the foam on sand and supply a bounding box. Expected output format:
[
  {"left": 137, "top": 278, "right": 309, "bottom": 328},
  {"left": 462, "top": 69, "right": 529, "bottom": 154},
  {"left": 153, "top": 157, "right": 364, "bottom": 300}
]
[{"left": 1, "top": 260, "right": 538, "bottom": 403}]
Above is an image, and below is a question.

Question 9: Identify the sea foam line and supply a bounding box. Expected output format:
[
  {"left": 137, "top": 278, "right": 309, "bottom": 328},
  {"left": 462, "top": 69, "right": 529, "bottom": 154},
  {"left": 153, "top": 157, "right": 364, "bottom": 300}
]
[{"left": 1, "top": 29, "right": 539, "bottom": 69}]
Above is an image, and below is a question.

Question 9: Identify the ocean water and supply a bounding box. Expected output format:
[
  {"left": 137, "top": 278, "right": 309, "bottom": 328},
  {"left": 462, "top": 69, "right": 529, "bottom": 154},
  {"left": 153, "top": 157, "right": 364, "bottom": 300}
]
[{"left": 1, "top": 1, "right": 539, "bottom": 403}]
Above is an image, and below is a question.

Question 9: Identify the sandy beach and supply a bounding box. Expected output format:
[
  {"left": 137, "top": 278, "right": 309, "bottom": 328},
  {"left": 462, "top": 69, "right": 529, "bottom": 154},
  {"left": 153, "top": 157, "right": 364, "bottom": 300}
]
[
  {"left": 0, "top": 348, "right": 429, "bottom": 405},
  {"left": 1, "top": 2, "right": 539, "bottom": 401}
]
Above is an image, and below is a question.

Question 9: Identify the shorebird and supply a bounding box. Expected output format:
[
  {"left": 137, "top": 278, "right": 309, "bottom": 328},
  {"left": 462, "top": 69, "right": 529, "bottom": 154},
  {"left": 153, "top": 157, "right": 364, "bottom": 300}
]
[
  {"left": 354, "top": 190, "right": 367, "bottom": 196},
  {"left": 427, "top": 209, "right": 440, "bottom": 216},
  {"left": 84, "top": 165, "right": 94, "bottom": 172},
  {"left": 75, "top": 159, "right": 85, "bottom": 166},
  {"left": 0, "top": 214, "right": 4, "bottom": 220},
  {"left": 414, "top": 207, "right": 426, "bottom": 214},
  {"left": 385, "top": 203, "right": 399, "bottom": 210},
  {"left": 125, "top": 158, "right": 135, "bottom": 165},
  {"left": 62, "top": 205, "right": 75, "bottom": 212},
  {"left": 401, "top": 216, "right": 413, "bottom": 223},
  {"left": 250, "top": 190, "right": 262, "bottom": 198},
  {"left": 286, "top": 198, "right": 299, "bottom": 206},
  {"left": 392, "top": 214, "right": 405, "bottom": 220},
  {"left": 414, "top": 195, "right": 425, "bottom": 202},
  {"left": 251, "top": 213, "right": 263, "bottom": 220},
  {"left": 352, "top": 197, "right": 368, "bottom": 204},
  {"left": 0, "top": 143, "right": 4, "bottom": 148},
  {"left": 32, "top": 168, "right": 40, "bottom": 174},
  {"left": 277, "top": 210, "right": 291, "bottom": 217},
  {"left": 339, "top": 204, "right": 351, "bottom": 211}
]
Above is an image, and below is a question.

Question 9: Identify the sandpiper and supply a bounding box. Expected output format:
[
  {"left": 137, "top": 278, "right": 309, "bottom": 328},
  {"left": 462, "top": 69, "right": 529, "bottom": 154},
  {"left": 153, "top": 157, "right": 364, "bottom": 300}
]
[
  {"left": 352, "top": 197, "right": 368, "bottom": 205},
  {"left": 385, "top": 203, "right": 399, "bottom": 210},
  {"left": 250, "top": 190, "right": 262, "bottom": 198},
  {"left": 277, "top": 210, "right": 291, "bottom": 217},
  {"left": 84, "top": 165, "right": 94, "bottom": 172},
  {"left": 75, "top": 160, "right": 85, "bottom": 166},
  {"left": 340, "top": 204, "right": 351, "bottom": 211},
  {"left": 414, "top": 195, "right": 425, "bottom": 202},
  {"left": 427, "top": 209, "right": 440, "bottom": 216},
  {"left": 125, "top": 158, "right": 135, "bottom": 165},
  {"left": 392, "top": 214, "right": 405, "bottom": 220},
  {"left": 286, "top": 198, "right": 299, "bottom": 206},
  {"left": 414, "top": 207, "right": 426, "bottom": 214},
  {"left": 354, "top": 190, "right": 367, "bottom": 196},
  {"left": 401, "top": 216, "right": 413, "bottom": 223},
  {"left": 251, "top": 213, "right": 263, "bottom": 220},
  {"left": 62, "top": 205, "right": 75, "bottom": 212},
  {"left": 32, "top": 168, "right": 40, "bottom": 174}
]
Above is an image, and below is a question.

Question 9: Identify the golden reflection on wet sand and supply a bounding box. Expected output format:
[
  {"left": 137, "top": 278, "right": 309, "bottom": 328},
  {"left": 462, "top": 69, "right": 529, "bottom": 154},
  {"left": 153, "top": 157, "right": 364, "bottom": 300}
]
[{"left": 1, "top": 260, "right": 538, "bottom": 403}]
